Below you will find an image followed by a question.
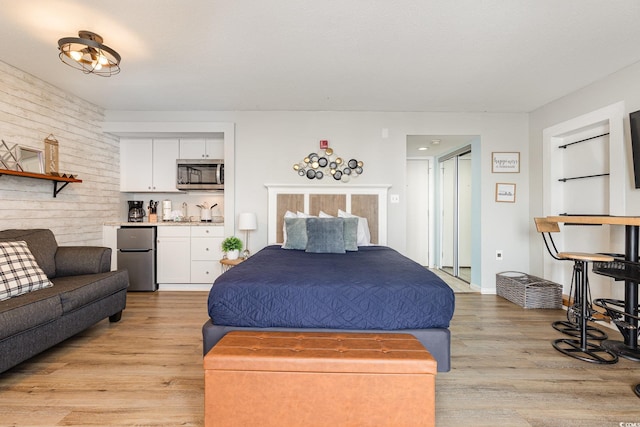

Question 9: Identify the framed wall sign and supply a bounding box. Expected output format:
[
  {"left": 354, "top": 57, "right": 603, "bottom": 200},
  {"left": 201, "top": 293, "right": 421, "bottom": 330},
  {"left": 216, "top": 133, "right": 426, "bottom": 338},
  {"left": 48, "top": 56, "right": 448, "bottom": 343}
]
[
  {"left": 496, "top": 183, "right": 516, "bottom": 203},
  {"left": 492, "top": 152, "right": 520, "bottom": 173}
]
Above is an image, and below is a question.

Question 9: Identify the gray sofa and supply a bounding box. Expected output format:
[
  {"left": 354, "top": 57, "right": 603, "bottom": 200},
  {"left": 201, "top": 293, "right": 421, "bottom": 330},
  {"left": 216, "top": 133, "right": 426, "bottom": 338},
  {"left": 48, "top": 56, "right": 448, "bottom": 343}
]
[{"left": 0, "top": 229, "right": 129, "bottom": 373}]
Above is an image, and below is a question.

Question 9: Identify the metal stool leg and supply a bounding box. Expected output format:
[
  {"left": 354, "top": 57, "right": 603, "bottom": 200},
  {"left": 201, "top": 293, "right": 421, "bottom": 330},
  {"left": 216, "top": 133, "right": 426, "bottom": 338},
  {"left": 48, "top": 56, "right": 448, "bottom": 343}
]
[
  {"left": 552, "top": 261, "right": 608, "bottom": 340},
  {"left": 552, "top": 320, "right": 608, "bottom": 340},
  {"left": 552, "top": 260, "right": 618, "bottom": 364}
]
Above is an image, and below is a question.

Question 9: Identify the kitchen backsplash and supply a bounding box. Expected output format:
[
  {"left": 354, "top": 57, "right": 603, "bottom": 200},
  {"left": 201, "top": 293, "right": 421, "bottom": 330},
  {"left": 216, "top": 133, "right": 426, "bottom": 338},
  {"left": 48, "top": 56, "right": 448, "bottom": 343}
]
[{"left": 123, "top": 192, "right": 225, "bottom": 222}]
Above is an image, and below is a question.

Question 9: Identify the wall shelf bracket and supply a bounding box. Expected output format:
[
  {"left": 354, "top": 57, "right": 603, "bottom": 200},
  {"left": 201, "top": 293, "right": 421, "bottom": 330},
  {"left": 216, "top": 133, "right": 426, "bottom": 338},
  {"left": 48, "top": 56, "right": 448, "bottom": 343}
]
[{"left": 0, "top": 168, "right": 82, "bottom": 198}]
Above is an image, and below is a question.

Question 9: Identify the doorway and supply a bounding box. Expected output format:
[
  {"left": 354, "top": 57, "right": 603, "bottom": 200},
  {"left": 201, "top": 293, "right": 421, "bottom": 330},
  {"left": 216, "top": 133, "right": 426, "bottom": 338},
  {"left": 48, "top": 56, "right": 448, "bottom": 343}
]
[{"left": 439, "top": 147, "right": 472, "bottom": 283}]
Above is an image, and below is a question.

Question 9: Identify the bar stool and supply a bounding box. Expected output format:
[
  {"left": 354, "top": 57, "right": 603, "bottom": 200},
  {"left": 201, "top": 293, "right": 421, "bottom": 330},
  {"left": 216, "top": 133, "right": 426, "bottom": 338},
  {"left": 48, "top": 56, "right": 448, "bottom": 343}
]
[
  {"left": 534, "top": 218, "right": 608, "bottom": 341},
  {"left": 552, "top": 251, "right": 618, "bottom": 364}
]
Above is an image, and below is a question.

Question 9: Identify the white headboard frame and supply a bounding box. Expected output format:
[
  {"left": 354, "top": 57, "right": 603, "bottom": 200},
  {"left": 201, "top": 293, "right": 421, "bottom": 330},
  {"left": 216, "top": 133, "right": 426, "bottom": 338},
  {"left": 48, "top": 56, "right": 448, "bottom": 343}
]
[{"left": 265, "top": 184, "right": 391, "bottom": 245}]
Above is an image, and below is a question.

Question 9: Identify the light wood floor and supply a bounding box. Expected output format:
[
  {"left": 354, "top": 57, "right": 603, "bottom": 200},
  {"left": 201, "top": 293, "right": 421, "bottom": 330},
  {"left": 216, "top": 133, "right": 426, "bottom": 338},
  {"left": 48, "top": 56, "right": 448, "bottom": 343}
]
[
  {"left": 1, "top": 292, "right": 639, "bottom": 426},
  {"left": 431, "top": 268, "right": 476, "bottom": 293}
]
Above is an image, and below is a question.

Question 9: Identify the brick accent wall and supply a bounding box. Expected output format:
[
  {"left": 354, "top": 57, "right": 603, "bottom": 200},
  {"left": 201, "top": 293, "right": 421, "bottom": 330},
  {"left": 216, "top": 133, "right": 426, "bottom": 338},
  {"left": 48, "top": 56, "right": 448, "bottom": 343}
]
[{"left": 0, "top": 61, "right": 122, "bottom": 245}]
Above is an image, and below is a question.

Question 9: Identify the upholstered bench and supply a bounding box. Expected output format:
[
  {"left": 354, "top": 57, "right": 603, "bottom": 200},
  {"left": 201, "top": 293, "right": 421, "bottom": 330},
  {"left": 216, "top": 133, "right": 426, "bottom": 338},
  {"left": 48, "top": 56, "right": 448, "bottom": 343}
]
[{"left": 203, "top": 331, "right": 437, "bottom": 427}]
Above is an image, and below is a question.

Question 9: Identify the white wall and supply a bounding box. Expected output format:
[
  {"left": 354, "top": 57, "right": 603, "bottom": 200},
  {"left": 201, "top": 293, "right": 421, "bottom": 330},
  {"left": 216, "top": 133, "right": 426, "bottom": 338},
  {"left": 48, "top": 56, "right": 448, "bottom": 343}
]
[
  {"left": 529, "top": 60, "right": 640, "bottom": 276},
  {"left": 0, "top": 61, "right": 123, "bottom": 245},
  {"left": 106, "top": 110, "right": 529, "bottom": 292}
]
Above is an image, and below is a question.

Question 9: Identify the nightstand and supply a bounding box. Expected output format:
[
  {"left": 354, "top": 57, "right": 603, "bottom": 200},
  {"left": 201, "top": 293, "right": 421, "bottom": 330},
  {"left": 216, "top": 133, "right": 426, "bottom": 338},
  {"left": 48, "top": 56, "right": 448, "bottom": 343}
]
[{"left": 220, "top": 257, "right": 245, "bottom": 272}]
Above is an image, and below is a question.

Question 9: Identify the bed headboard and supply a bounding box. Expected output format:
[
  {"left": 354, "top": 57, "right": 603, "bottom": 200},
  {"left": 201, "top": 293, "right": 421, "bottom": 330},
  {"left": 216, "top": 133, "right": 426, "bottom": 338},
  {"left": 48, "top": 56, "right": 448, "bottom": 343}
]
[{"left": 265, "top": 184, "right": 391, "bottom": 245}]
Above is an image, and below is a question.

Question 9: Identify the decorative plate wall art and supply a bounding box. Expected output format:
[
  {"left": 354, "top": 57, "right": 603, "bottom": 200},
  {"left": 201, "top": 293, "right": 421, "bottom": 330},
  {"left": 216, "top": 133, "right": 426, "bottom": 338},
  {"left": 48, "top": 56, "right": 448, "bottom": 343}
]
[{"left": 293, "top": 140, "right": 364, "bottom": 183}]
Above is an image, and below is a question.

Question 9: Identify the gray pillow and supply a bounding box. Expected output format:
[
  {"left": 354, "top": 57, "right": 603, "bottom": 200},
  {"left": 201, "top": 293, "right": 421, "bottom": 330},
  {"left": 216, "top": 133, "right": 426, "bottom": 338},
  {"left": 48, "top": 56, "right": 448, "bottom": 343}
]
[
  {"left": 282, "top": 218, "right": 308, "bottom": 250},
  {"left": 343, "top": 217, "right": 358, "bottom": 251},
  {"left": 305, "top": 218, "right": 346, "bottom": 254}
]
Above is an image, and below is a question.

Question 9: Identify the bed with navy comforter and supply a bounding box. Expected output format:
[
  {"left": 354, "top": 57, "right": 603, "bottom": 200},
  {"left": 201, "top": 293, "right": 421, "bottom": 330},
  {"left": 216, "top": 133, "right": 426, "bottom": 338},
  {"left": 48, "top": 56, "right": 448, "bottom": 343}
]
[{"left": 203, "top": 245, "right": 456, "bottom": 371}]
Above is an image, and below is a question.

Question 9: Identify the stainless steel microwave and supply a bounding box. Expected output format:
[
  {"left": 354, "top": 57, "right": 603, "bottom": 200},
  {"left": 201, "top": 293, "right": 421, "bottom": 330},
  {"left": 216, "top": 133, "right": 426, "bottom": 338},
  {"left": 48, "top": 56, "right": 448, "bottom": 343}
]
[{"left": 176, "top": 159, "right": 224, "bottom": 191}]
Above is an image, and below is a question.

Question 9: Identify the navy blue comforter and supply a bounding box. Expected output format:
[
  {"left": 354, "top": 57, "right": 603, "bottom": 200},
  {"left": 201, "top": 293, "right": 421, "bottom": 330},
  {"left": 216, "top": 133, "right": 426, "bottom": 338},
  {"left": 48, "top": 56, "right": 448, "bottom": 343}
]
[{"left": 208, "top": 245, "right": 455, "bottom": 330}]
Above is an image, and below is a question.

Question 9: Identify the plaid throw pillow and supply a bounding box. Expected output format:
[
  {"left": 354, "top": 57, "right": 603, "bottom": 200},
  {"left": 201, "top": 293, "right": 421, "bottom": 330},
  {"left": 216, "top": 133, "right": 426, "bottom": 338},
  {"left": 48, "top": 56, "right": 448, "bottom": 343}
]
[{"left": 0, "top": 241, "right": 53, "bottom": 301}]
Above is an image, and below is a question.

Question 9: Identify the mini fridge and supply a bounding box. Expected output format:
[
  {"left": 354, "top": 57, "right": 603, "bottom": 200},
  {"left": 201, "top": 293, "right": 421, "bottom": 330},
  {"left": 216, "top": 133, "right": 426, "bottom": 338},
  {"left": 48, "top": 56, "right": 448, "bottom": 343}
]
[{"left": 117, "top": 227, "right": 157, "bottom": 291}]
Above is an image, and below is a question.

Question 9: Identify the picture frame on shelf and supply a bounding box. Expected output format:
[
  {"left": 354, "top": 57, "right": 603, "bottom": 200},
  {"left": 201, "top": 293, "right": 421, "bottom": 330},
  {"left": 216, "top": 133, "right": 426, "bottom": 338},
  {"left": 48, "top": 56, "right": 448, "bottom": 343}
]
[
  {"left": 492, "top": 152, "right": 520, "bottom": 173},
  {"left": 17, "top": 147, "right": 44, "bottom": 174},
  {"left": 495, "top": 183, "right": 516, "bottom": 203}
]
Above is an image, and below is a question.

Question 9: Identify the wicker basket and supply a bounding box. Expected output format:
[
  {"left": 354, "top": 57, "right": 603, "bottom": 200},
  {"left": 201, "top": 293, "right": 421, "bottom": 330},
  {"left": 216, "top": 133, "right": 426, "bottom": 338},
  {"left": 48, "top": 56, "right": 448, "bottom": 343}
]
[{"left": 496, "top": 271, "right": 562, "bottom": 309}]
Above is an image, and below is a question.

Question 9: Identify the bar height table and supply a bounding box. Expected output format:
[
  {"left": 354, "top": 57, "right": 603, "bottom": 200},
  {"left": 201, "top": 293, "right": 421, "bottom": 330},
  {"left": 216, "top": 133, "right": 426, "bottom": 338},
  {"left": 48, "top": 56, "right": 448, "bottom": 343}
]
[{"left": 547, "top": 215, "right": 640, "bottom": 361}]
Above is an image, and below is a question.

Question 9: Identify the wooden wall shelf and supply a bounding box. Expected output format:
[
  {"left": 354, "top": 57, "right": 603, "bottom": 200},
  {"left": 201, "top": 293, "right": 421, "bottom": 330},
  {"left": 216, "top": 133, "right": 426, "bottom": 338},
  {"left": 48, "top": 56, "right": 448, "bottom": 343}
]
[{"left": 0, "top": 169, "right": 82, "bottom": 197}]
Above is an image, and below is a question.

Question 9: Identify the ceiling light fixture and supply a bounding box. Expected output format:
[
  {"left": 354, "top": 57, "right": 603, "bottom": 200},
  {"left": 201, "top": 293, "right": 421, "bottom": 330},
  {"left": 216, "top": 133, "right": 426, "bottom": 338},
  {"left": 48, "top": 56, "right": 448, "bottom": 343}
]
[
  {"left": 58, "top": 31, "right": 121, "bottom": 76},
  {"left": 418, "top": 147, "right": 428, "bottom": 151},
  {"left": 431, "top": 139, "right": 441, "bottom": 145}
]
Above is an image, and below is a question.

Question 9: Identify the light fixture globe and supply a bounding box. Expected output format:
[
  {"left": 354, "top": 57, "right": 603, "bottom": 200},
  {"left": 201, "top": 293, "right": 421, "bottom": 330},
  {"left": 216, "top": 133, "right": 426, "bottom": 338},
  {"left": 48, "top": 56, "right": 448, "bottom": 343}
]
[{"left": 58, "top": 31, "right": 121, "bottom": 76}]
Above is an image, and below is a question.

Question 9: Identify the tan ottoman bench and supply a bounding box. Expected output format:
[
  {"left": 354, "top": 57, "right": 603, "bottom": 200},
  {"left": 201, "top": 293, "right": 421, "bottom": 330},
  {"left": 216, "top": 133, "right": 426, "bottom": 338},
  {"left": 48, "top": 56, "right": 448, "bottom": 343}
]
[{"left": 203, "top": 331, "right": 437, "bottom": 427}]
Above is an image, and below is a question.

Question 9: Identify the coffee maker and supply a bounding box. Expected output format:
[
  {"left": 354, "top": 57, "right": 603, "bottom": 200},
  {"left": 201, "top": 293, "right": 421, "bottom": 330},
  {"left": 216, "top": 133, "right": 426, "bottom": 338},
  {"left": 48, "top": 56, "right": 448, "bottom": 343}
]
[{"left": 128, "top": 201, "right": 145, "bottom": 222}]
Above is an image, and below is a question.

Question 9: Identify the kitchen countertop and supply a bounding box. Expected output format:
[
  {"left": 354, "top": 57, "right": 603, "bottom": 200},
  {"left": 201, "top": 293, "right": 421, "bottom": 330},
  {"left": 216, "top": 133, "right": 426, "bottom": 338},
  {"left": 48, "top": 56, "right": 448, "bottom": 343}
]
[{"left": 104, "top": 221, "right": 224, "bottom": 227}]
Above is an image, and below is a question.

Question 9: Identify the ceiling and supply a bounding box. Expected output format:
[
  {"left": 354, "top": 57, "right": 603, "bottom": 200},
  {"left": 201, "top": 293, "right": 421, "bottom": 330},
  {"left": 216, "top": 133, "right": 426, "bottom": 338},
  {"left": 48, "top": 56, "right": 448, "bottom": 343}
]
[
  {"left": 407, "top": 135, "right": 476, "bottom": 158},
  {"left": 1, "top": 0, "right": 640, "bottom": 113}
]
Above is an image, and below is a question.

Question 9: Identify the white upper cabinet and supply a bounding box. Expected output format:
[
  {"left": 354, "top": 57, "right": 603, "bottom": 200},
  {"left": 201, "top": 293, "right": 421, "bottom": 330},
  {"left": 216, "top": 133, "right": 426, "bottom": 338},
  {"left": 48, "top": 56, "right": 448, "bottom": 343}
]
[
  {"left": 152, "top": 139, "right": 180, "bottom": 192},
  {"left": 120, "top": 138, "right": 152, "bottom": 191},
  {"left": 179, "top": 137, "right": 224, "bottom": 160},
  {"left": 120, "top": 138, "right": 180, "bottom": 192}
]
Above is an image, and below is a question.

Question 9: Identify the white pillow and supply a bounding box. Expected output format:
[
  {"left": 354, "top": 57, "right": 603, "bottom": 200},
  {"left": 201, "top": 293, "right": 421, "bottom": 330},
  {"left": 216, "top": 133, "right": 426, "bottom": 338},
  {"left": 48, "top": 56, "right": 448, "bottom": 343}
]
[
  {"left": 318, "top": 211, "right": 333, "bottom": 218},
  {"left": 338, "top": 209, "right": 372, "bottom": 246},
  {"left": 296, "top": 211, "right": 315, "bottom": 218},
  {"left": 0, "top": 241, "right": 53, "bottom": 301}
]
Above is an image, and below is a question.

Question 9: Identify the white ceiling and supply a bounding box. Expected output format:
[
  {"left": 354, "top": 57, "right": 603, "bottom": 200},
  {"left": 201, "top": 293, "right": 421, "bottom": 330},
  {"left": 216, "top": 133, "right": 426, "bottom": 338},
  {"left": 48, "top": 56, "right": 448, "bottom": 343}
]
[
  {"left": 1, "top": 0, "right": 640, "bottom": 113},
  {"left": 407, "top": 135, "right": 476, "bottom": 158}
]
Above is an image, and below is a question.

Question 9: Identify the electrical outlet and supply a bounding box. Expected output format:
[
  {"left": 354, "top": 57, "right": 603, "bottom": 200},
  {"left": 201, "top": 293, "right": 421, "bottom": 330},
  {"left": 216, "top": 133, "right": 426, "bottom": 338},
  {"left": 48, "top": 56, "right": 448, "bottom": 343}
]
[
  {"left": 496, "top": 250, "right": 503, "bottom": 261},
  {"left": 390, "top": 194, "right": 400, "bottom": 204}
]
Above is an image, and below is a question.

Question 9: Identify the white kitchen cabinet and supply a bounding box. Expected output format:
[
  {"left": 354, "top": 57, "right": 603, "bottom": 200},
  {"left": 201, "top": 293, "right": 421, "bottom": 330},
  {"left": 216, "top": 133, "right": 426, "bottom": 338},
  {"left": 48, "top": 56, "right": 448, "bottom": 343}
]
[
  {"left": 156, "top": 225, "right": 224, "bottom": 286},
  {"left": 152, "top": 139, "right": 180, "bottom": 191},
  {"left": 190, "top": 226, "right": 224, "bottom": 283},
  {"left": 120, "top": 138, "right": 180, "bottom": 192},
  {"left": 120, "top": 138, "right": 152, "bottom": 191},
  {"left": 156, "top": 226, "right": 191, "bottom": 283},
  {"left": 179, "top": 138, "right": 224, "bottom": 160}
]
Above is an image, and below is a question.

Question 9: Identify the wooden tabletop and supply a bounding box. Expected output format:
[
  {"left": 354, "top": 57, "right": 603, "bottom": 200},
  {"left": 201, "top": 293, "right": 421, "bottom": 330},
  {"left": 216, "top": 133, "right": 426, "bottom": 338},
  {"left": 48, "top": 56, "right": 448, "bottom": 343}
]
[
  {"left": 219, "top": 258, "right": 245, "bottom": 266},
  {"left": 547, "top": 215, "right": 640, "bottom": 226}
]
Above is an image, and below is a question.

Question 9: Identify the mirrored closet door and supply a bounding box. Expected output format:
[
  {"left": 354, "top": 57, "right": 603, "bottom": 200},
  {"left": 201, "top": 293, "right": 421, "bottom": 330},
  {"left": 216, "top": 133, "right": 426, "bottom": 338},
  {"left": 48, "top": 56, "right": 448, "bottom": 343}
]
[{"left": 439, "top": 147, "right": 472, "bottom": 283}]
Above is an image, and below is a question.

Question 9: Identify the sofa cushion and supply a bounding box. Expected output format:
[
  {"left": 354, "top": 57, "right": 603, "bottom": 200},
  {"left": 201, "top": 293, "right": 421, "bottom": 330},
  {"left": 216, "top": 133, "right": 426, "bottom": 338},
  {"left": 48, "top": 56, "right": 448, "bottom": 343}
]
[
  {"left": 0, "top": 286, "right": 63, "bottom": 341},
  {"left": 0, "top": 241, "right": 54, "bottom": 301},
  {"left": 0, "top": 229, "right": 58, "bottom": 278},
  {"left": 52, "top": 270, "right": 129, "bottom": 314},
  {"left": 0, "top": 270, "right": 128, "bottom": 341},
  {"left": 55, "top": 246, "right": 112, "bottom": 276}
]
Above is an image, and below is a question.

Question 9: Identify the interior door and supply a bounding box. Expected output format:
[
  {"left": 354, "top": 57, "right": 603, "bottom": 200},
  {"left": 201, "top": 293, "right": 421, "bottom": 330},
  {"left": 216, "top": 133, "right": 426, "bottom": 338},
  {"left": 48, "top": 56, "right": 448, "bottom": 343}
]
[
  {"left": 439, "top": 147, "right": 472, "bottom": 283},
  {"left": 440, "top": 156, "right": 456, "bottom": 276},
  {"left": 406, "top": 159, "right": 430, "bottom": 265}
]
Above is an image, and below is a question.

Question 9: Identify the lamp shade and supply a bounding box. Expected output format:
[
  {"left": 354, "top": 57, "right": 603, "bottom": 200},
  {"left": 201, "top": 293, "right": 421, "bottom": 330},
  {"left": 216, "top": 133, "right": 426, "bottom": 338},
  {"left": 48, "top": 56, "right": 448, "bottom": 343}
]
[{"left": 238, "top": 213, "right": 257, "bottom": 231}]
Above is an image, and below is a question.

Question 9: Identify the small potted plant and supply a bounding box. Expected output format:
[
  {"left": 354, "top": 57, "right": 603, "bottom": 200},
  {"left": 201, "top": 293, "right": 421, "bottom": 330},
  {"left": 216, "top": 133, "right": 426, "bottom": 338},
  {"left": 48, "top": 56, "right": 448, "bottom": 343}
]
[{"left": 222, "top": 236, "right": 243, "bottom": 260}]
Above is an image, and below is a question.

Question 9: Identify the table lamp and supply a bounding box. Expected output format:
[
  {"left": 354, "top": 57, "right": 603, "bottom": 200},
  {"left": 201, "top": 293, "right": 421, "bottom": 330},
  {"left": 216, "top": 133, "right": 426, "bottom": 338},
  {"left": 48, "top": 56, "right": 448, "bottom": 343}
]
[{"left": 238, "top": 213, "right": 257, "bottom": 258}]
